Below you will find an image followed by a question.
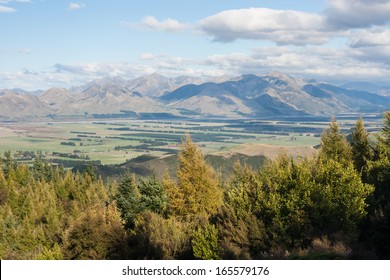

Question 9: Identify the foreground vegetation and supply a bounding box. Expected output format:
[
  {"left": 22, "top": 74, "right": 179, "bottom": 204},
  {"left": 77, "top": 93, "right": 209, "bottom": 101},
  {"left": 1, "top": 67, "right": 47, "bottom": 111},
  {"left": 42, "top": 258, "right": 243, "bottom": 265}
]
[{"left": 0, "top": 113, "right": 389, "bottom": 259}]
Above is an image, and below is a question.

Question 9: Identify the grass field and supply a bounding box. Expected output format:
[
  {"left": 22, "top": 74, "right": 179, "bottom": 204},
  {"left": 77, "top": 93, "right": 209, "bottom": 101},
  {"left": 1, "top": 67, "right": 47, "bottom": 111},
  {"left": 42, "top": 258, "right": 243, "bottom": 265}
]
[{"left": 0, "top": 116, "right": 383, "bottom": 166}]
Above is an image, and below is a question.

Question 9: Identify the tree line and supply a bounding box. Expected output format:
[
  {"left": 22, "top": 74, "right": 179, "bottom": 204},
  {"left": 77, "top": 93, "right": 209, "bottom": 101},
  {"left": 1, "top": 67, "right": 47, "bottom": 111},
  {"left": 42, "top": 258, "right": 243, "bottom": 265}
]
[{"left": 0, "top": 113, "right": 389, "bottom": 259}]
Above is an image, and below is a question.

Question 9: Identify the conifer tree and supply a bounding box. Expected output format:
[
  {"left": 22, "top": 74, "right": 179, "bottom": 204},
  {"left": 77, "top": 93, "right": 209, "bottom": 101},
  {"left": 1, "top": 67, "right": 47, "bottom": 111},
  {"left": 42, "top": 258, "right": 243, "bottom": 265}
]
[
  {"left": 0, "top": 167, "right": 7, "bottom": 206},
  {"left": 257, "top": 154, "right": 314, "bottom": 250},
  {"left": 139, "top": 176, "right": 167, "bottom": 216},
  {"left": 32, "top": 153, "right": 45, "bottom": 181},
  {"left": 192, "top": 222, "right": 219, "bottom": 260},
  {"left": 163, "top": 174, "right": 185, "bottom": 216},
  {"left": 376, "top": 111, "right": 390, "bottom": 153},
  {"left": 319, "top": 117, "right": 352, "bottom": 165},
  {"left": 2, "top": 151, "right": 16, "bottom": 179},
  {"left": 165, "top": 135, "right": 223, "bottom": 220},
  {"left": 84, "top": 164, "right": 97, "bottom": 182},
  {"left": 115, "top": 173, "right": 140, "bottom": 229},
  {"left": 312, "top": 158, "right": 374, "bottom": 234},
  {"left": 351, "top": 117, "right": 372, "bottom": 172},
  {"left": 366, "top": 111, "right": 390, "bottom": 209}
]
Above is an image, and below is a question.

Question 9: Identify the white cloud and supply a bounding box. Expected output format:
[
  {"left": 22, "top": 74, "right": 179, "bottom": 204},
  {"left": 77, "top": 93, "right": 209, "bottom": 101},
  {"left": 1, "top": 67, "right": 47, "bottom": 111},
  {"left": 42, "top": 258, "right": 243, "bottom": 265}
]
[
  {"left": 349, "top": 28, "right": 390, "bottom": 48},
  {"left": 0, "top": 62, "right": 135, "bottom": 90},
  {"left": 326, "top": 0, "right": 390, "bottom": 29},
  {"left": 140, "top": 53, "right": 159, "bottom": 60},
  {"left": 126, "top": 3, "right": 390, "bottom": 47},
  {"left": 123, "top": 16, "right": 188, "bottom": 33},
  {"left": 3, "top": 46, "right": 390, "bottom": 91},
  {"left": 0, "top": 5, "right": 15, "bottom": 12},
  {"left": 143, "top": 16, "right": 186, "bottom": 32},
  {"left": 54, "top": 62, "right": 132, "bottom": 77},
  {"left": 68, "top": 2, "right": 85, "bottom": 11},
  {"left": 0, "top": 0, "right": 31, "bottom": 13},
  {"left": 202, "top": 46, "right": 390, "bottom": 84},
  {"left": 199, "top": 8, "right": 332, "bottom": 45},
  {"left": 351, "top": 46, "right": 390, "bottom": 65}
]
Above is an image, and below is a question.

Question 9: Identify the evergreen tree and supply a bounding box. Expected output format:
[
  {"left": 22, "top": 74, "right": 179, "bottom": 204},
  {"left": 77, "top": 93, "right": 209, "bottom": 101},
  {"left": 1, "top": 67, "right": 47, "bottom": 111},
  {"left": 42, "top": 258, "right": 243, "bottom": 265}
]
[
  {"left": 165, "top": 135, "right": 222, "bottom": 220},
  {"left": 320, "top": 117, "right": 352, "bottom": 165},
  {"left": 225, "top": 164, "right": 260, "bottom": 219},
  {"left": 2, "top": 151, "right": 16, "bottom": 179},
  {"left": 32, "top": 153, "right": 45, "bottom": 181},
  {"left": 351, "top": 117, "right": 372, "bottom": 172},
  {"left": 312, "top": 158, "right": 374, "bottom": 234},
  {"left": 192, "top": 221, "right": 219, "bottom": 260},
  {"left": 162, "top": 174, "right": 185, "bottom": 217},
  {"left": 257, "top": 154, "right": 315, "bottom": 250},
  {"left": 83, "top": 164, "right": 97, "bottom": 182},
  {"left": 381, "top": 111, "right": 390, "bottom": 148},
  {"left": 139, "top": 176, "right": 167, "bottom": 216},
  {"left": 115, "top": 173, "right": 140, "bottom": 229},
  {"left": 0, "top": 167, "right": 7, "bottom": 206},
  {"left": 365, "top": 112, "right": 390, "bottom": 209}
]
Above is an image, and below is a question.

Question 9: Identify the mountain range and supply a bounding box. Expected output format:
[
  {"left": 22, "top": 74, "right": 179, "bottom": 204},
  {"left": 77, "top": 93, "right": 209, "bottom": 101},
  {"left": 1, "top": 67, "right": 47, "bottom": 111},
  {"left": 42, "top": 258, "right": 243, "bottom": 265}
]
[{"left": 1, "top": 72, "right": 389, "bottom": 120}]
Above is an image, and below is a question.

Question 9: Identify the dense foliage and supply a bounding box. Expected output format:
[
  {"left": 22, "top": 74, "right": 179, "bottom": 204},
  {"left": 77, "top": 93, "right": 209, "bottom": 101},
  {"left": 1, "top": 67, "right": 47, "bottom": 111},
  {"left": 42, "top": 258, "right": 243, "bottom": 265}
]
[{"left": 1, "top": 113, "right": 390, "bottom": 259}]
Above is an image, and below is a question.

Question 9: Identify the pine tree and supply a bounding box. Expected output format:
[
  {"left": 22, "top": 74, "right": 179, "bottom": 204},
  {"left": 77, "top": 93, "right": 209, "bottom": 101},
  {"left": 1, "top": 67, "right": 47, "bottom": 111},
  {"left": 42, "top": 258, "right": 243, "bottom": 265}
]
[
  {"left": 192, "top": 221, "right": 219, "bottom": 260},
  {"left": 162, "top": 174, "right": 185, "bottom": 216},
  {"left": 2, "top": 151, "right": 16, "bottom": 179},
  {"left": 257, "top": 154, "right": 314, "bottom": 250},
  {"left": 32, "top": 153, "right": 45, "bottom": 181},
  {"left": 320, "top": 117, "right": 352, "bottom": 165},
  {"left": 84, "top": 164, "right": 97, "bottom": 182},
  {"left": 351, "top": 117, "right": 372, "bottom": 172},
  {"left": 165, "top": 135, "right": 223, "bottom": 220},
  {"left": 0, "top": 167, "right": 7, "bottom": 206},
  {"left": 366, "top": 111, "right": 390, "bottom": 209},
  {"left": 139, "top": 176, "right": 167, "bottom": 216},
  {"left": 382, "top": 111, "right": 390, "bottom": 148},
  {"left": 312, "top": 158, "right": 374, "bottom": 233},
  {"left": 115, "top": 173, "right": 140, "bottom": 229}
]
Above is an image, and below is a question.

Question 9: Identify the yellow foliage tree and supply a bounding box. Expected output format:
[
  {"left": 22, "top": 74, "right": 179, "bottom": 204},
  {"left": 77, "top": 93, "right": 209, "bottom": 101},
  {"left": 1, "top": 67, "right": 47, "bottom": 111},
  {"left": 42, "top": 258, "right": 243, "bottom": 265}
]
[{"left": 165, "top": 135, "right": 223, "bottom": 220}]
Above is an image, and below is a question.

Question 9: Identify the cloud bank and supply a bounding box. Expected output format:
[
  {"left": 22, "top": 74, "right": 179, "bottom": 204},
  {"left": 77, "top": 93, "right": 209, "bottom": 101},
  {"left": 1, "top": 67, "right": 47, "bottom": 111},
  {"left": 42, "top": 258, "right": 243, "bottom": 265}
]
[
  {"left": 199, "top": 8, "right": 331, "bottom": 45},
  {"left": 326, "top": 0, "right": 390, "bottom": 29}
]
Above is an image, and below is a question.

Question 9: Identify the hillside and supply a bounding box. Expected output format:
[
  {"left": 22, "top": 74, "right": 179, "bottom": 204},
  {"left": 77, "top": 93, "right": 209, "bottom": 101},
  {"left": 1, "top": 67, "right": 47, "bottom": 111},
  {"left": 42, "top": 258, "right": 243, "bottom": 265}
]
[{"left": 162, "top": 72, "right": 390, "bottom": 117}]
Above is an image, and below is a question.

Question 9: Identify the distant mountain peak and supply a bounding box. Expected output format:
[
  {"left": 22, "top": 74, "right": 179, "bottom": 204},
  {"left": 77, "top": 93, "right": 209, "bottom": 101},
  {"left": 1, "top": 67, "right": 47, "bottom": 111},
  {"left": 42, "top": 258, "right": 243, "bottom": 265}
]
[
  {"left": 91, "top": 76, "right": 128, "bottom": 86},
  {"left": 1, "top": 72, "right": 389, "bottom": 120},
  {"left": 239, "top": 74, "right": 260, "bottom": 80},
  {"left": 267, "top": 71, "right": 292, "bottom": 78},
  {"left": 147, "top": 72, "right": 168, "bottom": 80}
]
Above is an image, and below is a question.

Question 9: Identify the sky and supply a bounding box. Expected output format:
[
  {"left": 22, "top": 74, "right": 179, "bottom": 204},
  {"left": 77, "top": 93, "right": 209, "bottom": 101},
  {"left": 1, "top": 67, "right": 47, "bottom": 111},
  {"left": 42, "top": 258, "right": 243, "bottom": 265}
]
[{"left": 1, "top": 0, "right": 390, "bottom": 90}]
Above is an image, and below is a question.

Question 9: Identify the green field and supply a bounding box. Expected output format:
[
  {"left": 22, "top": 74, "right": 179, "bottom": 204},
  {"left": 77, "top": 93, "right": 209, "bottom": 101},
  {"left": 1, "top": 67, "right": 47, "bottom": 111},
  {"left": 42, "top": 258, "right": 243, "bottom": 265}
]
[{"left": 0, "top": 116, "right": 383, "bottom": 166}]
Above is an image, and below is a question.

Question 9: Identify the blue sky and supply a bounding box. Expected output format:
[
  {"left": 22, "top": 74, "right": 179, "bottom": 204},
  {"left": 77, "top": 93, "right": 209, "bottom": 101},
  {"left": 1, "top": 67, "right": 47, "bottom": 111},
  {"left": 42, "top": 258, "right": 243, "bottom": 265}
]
[{"left": 1, "top": 0, "right": 390, "bottom": 89}]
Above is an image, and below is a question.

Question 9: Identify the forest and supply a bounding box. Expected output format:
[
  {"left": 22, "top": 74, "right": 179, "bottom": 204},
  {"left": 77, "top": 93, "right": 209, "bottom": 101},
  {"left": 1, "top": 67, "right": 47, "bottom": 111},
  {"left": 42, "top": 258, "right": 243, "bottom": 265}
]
[{"left": 0, "top": 113, "right": 389, "bottom": 260}]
